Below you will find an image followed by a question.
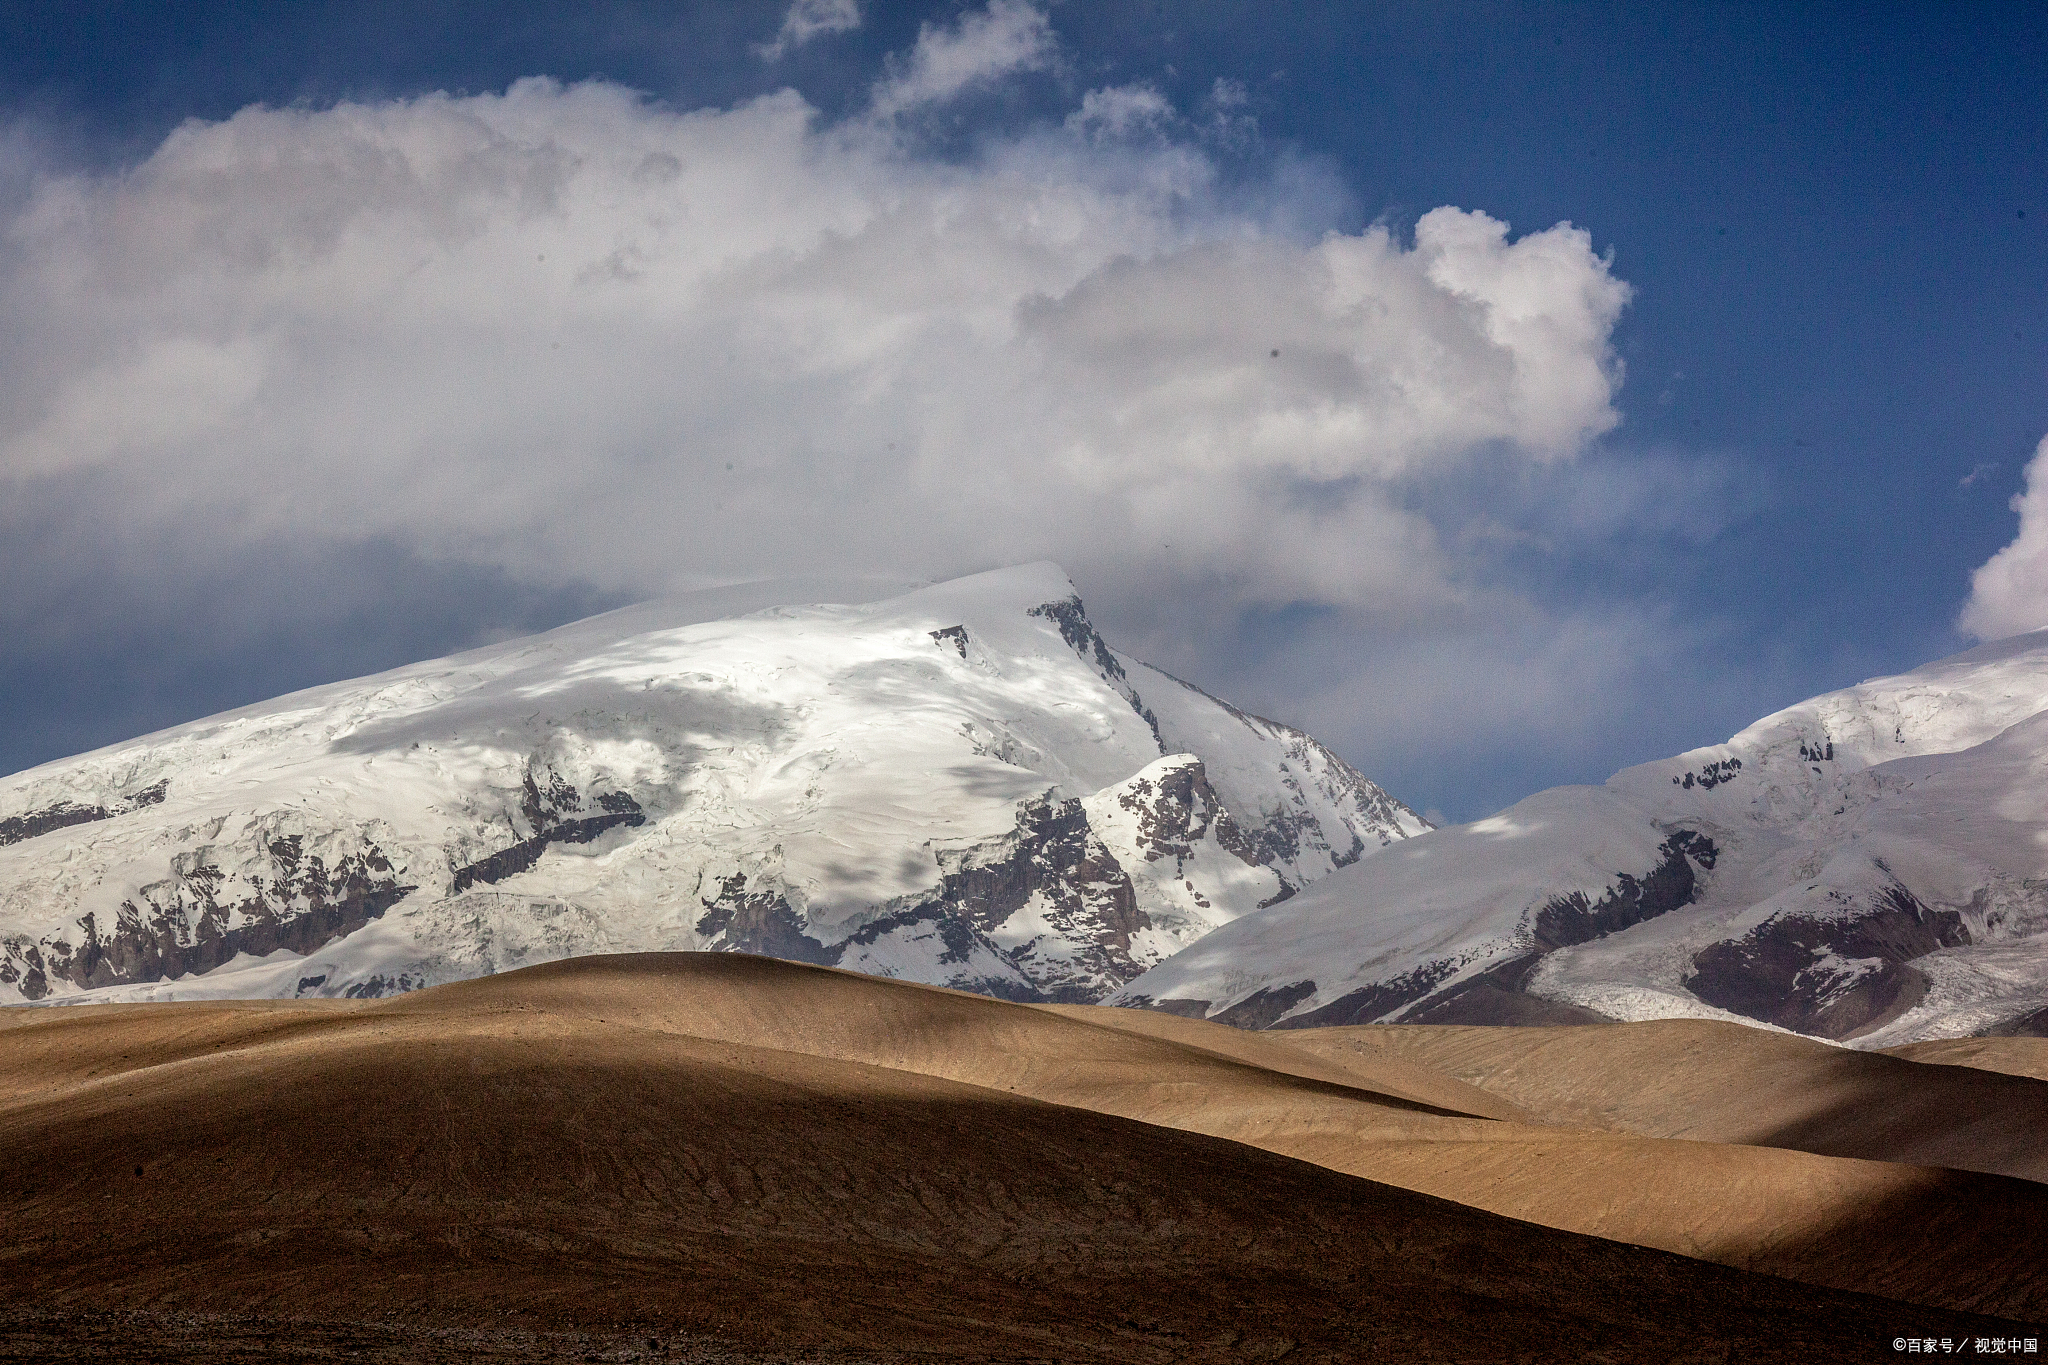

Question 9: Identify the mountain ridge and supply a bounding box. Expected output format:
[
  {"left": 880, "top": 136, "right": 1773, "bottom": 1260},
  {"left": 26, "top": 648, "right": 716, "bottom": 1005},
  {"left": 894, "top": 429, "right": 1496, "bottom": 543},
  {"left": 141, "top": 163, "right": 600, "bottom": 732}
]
[
  {"left": 1112, "top": 629, "right": 2048, "bottom": 1045},
  {"left": 0, "top": 563, "right": 1427, "bottom": 1007}
]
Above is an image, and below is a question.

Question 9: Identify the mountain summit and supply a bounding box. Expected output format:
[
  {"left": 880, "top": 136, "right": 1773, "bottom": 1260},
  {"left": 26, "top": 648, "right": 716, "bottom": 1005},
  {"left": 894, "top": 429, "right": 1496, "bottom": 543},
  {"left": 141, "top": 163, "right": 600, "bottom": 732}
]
[
  {"left": 1113, "top": 630, "right": 2048, "bottom": 1044},
  {"left": 0, "top": 564, "right": 1425, "bottom": 1006}
]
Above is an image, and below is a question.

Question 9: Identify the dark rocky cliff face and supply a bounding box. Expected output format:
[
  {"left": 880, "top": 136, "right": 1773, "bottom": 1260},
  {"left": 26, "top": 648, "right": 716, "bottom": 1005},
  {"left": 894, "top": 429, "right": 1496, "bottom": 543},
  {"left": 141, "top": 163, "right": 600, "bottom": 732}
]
[
  {"left": 848, "top": 750, "right": 1377, "bottom": 1004},
  {"left": 0, "top": 779, "right": 168, "bottom": 848},
  {"left": 1531, "top": 831, "right": 1716, "bottom": 951},
  {"left": 1110, "top": 757, "right": 1269, "bottom": 887},
  {"left": 450, "top": 770, "right": 645, "bottom": 892},
  {"left": 1029, "top": 596, "right": 1164, "bottom": 751},
  {"left": 0, "top": 766, "right": 655, "bottom": 1003},
  {"left": 0, "top": 831, "right": 413, "bottom": 1001},
  {"left": 696, "top": 873, "right": 836, "bottom": 966},
  {"left": 1212, "top": 830, "right": 1722, "bottom": 1031},
  {"left": 1685, "top": 879, "right": 1970, "bottom": 1038},
  {"left": 903, "top": 792, "right": 1151, "bottom": 1003}
]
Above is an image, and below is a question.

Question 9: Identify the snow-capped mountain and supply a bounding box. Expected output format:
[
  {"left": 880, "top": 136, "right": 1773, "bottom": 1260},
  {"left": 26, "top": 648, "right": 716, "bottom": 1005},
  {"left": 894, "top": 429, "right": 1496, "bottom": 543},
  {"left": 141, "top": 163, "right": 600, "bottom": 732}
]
[
  {"left": 0, "top": 564, "right": 1426, "bottom": 1006},
  {"left": 1112, "top": 631, "right": 2048, "bottom": 1045}
]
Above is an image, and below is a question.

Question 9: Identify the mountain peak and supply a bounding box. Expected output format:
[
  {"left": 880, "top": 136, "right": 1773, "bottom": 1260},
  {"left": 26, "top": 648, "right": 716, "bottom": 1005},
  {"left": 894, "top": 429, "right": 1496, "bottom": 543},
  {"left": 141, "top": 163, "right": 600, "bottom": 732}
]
[
  {"left": 1113, "top": 632, "right": 2048, "bottom": 1046},
  {"left": 0, "top": 566, "right": 1421, "bottom": 1008}
]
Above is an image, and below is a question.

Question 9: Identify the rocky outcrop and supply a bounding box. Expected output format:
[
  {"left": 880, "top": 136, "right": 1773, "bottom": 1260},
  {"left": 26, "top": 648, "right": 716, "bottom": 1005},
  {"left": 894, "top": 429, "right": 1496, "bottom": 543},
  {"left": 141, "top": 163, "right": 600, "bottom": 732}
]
[
  {"left": 1210, "top": 980, "right": 1318, "bottom": 1029},
  {"left": 1532, "top": 831, "right": 1717, "bottom": 950},
  {"left": 1030, "top": 595, "right": 1164, "bottom": 750},
  {"left": 822, "top": 751, "right": 1394, "bottom": 1004},
  {"left": 1138, "top": 663, "right": 1431, "bottom": 858},
  {"left": 0, "top": 779, "right": 168, "bottom": 848},
  {"left": 1686, "top": 880, "right": 1970, "bottom": 1038},
  {"left": 905, "top": 792, "right": 1149, "bottom": 1002},
  {"left": 1270, "top": 959, "right": 1463, "bottom": 1030},
  {"left": 697, "top": 872, "right": 835, "bottom": 966},
  {"left": 0, "top": 829, "right": 413, "bottom": 1000},
  {"left": 1256, "top": 830, "right": 1719, "bottom": 1030},
  {"left": 450, "top": 771, "right": 645, "bottom": 892}
]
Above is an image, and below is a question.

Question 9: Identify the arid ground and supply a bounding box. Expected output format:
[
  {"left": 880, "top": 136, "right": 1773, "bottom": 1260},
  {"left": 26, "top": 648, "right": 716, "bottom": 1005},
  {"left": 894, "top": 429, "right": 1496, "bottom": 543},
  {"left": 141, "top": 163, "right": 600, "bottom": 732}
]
[{"left": 2, "top": 953, "right": 2042, "bottom": 1361}]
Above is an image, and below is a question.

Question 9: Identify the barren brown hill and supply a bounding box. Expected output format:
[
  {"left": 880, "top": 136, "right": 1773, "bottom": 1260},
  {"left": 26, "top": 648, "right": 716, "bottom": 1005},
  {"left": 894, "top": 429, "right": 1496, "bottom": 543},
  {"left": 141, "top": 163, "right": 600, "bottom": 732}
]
[
  {"left": 1036, "top": 1006, "right": 2048, "bottom": 1320},
  {"left": 369, "top": 955, "right": 2048, "bottom": 1319},
  {"left": 1270, "top": 1020, "right": 2048, "bottom": 1183},
  {"left": 1884, "top": 1035, "right": 2048, "bottom": 1083},
  {"left": 0, "top": 954, "right": 2037, "bottom": 1362}
]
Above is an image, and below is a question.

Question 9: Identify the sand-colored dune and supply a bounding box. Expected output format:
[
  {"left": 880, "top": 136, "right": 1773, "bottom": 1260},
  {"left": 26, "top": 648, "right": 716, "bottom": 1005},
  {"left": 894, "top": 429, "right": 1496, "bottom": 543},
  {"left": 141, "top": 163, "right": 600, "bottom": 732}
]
[
  {"left": 429, "top": 956, "right": 2048, "bottom": 1315},
  {"left": 0, "top": 954, "right": 2038, "bottom": 1361},
  {"left": 1884, "top": 1035, "right": 2048, "bottom": 1083},
  {"left": 1271, "top": 1019, "right": 2048, "bottom": 1183}
]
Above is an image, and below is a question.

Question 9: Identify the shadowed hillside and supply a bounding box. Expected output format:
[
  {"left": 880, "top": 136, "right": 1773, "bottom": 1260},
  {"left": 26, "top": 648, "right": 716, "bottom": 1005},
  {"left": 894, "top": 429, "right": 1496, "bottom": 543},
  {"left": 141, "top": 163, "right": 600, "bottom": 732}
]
[{"left": 0, "top": 953, "right": 2037, "bottom": 1361}]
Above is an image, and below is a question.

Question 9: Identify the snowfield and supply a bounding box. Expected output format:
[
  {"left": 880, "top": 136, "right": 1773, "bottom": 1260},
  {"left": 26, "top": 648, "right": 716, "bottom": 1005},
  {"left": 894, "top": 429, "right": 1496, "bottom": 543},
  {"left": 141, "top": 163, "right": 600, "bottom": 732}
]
[
  {"left": 0, "top": 564, "right": 1426, "bottom": 1006},
  {"left": 1111, "top": 630, "right": 2048, "bottom": 1044}
]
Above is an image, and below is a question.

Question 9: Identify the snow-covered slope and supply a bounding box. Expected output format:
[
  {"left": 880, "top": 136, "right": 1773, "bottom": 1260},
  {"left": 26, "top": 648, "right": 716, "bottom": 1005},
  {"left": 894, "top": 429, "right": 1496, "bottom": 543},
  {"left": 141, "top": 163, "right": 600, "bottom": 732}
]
[
  {"left": 1112, "top": 632, "right": 2048, "bottom": 1045},
  {"left": 0, "top": 564, "right": 1426, "bottom": 1006}
]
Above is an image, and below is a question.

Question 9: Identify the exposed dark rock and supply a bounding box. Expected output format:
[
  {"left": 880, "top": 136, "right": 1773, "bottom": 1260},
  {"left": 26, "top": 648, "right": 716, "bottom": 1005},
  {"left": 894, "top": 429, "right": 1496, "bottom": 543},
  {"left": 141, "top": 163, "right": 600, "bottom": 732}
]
[
  {"left": 1, "top": 943, "right": 51, "bottom": 1001},
  {"left": 838, "top": 902, "right": 988, "bottom": 969},
  {"left": 1271, "top": 830, "right": 1713, "bottom": 1029},
  {"left": 1981, "top": 1003, "right": 2048, "bottom": 1038},
  {"left": 1532, "top": 831, "right": 1718, "bottom": 951},
  {"left": 929, "top": 625, "right": 970, "bottom": 658},
  {"left": 1029, "top": 596, "right": 1164, "bottom": 752},
  {"left": 694, "top": 872, "right": 835, "bottom": 966},
  {"left": 1685, "top": 881, "right": 1970, "bottom": 1038},
  {"left": 833, "top": 904, "right": 1047, "bottom": 1000},
  {"left": 1256, "top": 880, "right": 1299, "bottom": 910},
  {"left": 1029, "top": 596, "right": 1131, "bottom": 688},
  {"left": 908, "top": 791, "right": 1152, "bottom": 1003},
  {"left": 1398, "top": 955, "right": 1611, "bottom": 1026},
  {"left": 450, "top": 772, "right": 645, "bottom": 892},
  {"left": 1671, "top": 758, "right": 1742, "bottom": 791},
  {"left": 1271, "top": 958, "right": 1462, "bottom": 1029},
  {"left": 1112, "top": 748, "right": 1367, "bottom": 895},
  {"left": 3, "top": 833, "right": 415, "bottom": 996},
  {"left": 1138, "top": 664, "right": 1432, "bottom": 845},
  {"left": 342, "top": 972, "right": 421, "bottom": 1000},
  {"left": 1210, "top": 980, "right": 1317, "bottom": 1029},
  {"left": 0, "top": 779, "right": 169, "bottom": 849},
  {"left": 1112, "top": 757, "right": 1267, "bottom": 883}
]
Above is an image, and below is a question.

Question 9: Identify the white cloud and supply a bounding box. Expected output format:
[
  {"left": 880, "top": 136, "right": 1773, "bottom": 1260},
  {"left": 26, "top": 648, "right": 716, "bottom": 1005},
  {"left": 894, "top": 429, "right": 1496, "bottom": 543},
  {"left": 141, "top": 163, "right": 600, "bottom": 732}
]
[
  {"left": 1064, "top": 84, "right": 1174, "bottom": 142},
  {"left": 0, "top": 19, "right": 1662, "bottom": 815},
  {"left": 757, "top": 0, "right": 862, "bottom": 61},
  {"left": 0, "top": 74, "right": 1631, "bottom": 630},
  {"left": 1960, "top": 436, "right": 2048, "bottom": 639},
  {"left": 867, "top": 0, "right": 1055, "bottom": 120}
]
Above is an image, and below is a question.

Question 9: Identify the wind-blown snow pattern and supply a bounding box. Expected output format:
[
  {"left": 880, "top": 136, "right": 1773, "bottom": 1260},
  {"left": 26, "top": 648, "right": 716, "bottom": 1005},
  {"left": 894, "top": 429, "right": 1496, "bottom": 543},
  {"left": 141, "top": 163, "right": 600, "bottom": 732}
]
[
  {"left": 1112, "top": 631, "right": 2048, "bottom": 1046},
  {"left": 0, "top": 564, "right": 1427, "bottom": 1006}
]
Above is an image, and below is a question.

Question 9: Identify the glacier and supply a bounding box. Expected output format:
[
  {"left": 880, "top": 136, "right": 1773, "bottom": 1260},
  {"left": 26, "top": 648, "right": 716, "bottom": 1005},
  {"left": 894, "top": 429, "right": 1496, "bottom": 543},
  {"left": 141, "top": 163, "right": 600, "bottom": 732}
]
[
  {"left": 0, "top": 563, "right": 1427, "bottom": 1006},
  {"left": 1111, "top": 630, "right": 2048, "bottom": 1045}
]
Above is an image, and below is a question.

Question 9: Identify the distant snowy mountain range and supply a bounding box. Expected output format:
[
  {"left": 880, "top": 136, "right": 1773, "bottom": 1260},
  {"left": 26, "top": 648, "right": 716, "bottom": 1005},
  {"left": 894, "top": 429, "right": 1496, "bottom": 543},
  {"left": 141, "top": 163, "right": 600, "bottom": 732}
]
[
  {"left": 1112, "top": 632, "right": 2048, "bottom": 1045},
  {"left": 0, "top": 565, "right": 1426, "bottom": 1007},
  {"left": 11, "top": 563, "right": 2047, "bottom": 1047}
]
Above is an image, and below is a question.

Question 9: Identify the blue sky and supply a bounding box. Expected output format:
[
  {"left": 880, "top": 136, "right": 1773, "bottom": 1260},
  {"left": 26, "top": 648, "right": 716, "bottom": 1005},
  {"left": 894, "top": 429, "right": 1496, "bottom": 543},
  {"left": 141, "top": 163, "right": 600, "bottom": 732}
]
[{"left": 0, "top": 1, "right": 2041, "bottom": 821}]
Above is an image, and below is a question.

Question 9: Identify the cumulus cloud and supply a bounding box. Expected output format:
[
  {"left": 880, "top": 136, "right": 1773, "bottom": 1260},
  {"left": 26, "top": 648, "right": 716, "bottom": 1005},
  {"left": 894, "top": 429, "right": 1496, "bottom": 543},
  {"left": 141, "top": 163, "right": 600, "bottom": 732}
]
[
  {"left": 0, "top": 4, "right": 1673, "bottom": 809},
  {"left": 867, "top": 0, "right": 1056, "bottom": 119},
  {"left": 1064, "top": 84, "right": 1174, "bottom": 142},
  {"left": 1960, "top": 436, "right": 2048, "bottom": 639},
  {"left": 0, "top": 69, "right": 1629, "bottom": 627},
  {"left": 757, "top": 0, "right": 862, "bottom": 61}
]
